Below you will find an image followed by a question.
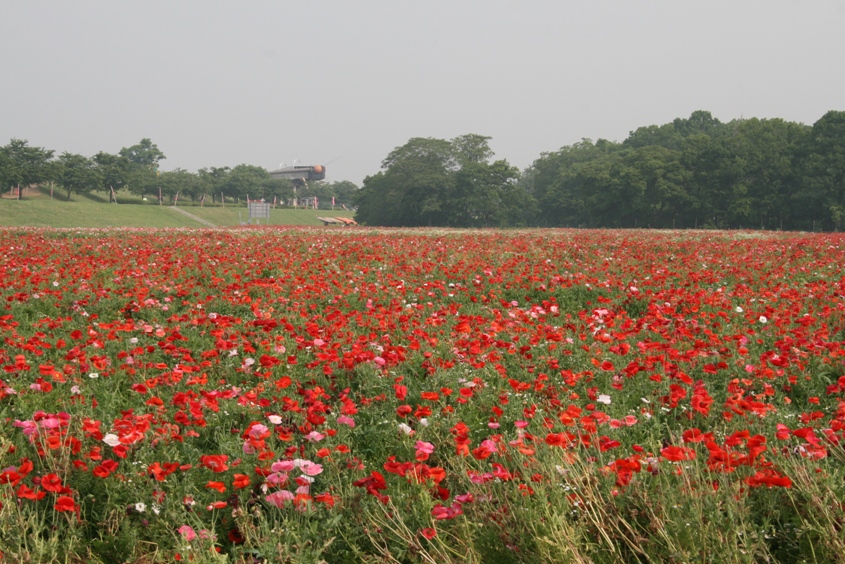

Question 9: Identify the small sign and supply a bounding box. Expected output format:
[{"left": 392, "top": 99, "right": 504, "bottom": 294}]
[{"left": 248, "top": 202, "right": 271, "bottom": 220}]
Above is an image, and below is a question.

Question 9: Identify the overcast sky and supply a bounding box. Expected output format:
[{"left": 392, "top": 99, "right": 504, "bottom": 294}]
[{"left": 2, "top": 1, "right": 843, "bottom": 185}]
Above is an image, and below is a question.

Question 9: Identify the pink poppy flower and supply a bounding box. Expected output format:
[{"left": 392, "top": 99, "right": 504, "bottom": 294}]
[{"left": 265, "top": 490, "right": 295, "bottom": 508}]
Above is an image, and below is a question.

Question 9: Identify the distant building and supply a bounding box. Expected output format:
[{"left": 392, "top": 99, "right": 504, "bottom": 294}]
[{"left": 269, "top": 164, "right": 326, "bottom": 182}]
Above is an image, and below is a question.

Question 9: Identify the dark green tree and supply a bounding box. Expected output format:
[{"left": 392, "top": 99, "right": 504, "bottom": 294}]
[
  {"left": 119, "top": 139, "right": 166, "bottom": 200},
  {"left": 672, "top": 110, "right": 725, "bottom": 139},
  {"left": 522, "top": 139, "right": 620, "bottom": 226},
  {"left": 355, "top": 135, "right": 526, "bottom": 227},
  {"left": 623, "top": 123, "right": 680, "bottom": 150},
  {"left": 125, "top": 166, "right": 160, "bottom": 199},
  {"left": 198, "top": 167, "right": 230, "bottom": 203},
  {"left": 325, "top": 180, "right": 358, "bottom": 208},
  {"left": 160, "top": 168, "right": 197, "bottom": 204},
  {"left": 0, "top": 139, "right": 55, "bottom": 199},
  {"left": 616, "top": 146, "right": 693, "bottom": 228},
  {"left": 449, "top": 159, "right": 521, "bottom": 227},
  {"left": 262, "top": 177, "right": 293, "bottom": 203},
  {"left": 119, "top": 138, "right": 165, "bottom": 169},
  {"left": 797, "top": 111, "right": 845, "bottom": 230},
  {"left": 93, "top": 152, "right": 134, "bottom": 202},
  {"left": 624, "top": 111, "right": 726, "bottom": 151},
  {"left": 725, "top": 118, "right": 808, "bottom": 229},
  {"left": 0, "top": 149, "right": 13, "bottom": 195},
  {"left": 224, "top": 165, "right": 272, "bottom": 202},
  {"left": 452, "top": 133, "right": 495, "bottom": 166},
  {"left": 354, "top": 171, "right": 406, "bottom": 226},
  {"left": 57, "top": 152, "right": 100, "bottom": 201},
  {"left": 356, "top": 137, "right": 455, "bottom": 226}
]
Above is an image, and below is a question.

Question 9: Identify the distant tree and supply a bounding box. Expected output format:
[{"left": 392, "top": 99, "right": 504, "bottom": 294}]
[
  {"left": 623, "top": 123, "right": 679, "bottom": 150},
  {"left": 623, "top": 111, "right": 727, "bottom": 152},
  {"left": 198, "top": 167, "right": 230, "bottom": 203},
  {"left": 356, "top": 135, "right": 525, "bottom": 227},
  {"left": 125, "top": 166, "right": 160, "bottom": 200},
  {"left": 354, "top": 171, "right": 403, "bottom": 225},
  {"left": 119, "top": 138, "right": 165, "bottom": 169},
  {"left": 449, "top": 158, "right": 522, "bottom": 227},
  {"left": 57, "top": 152, "right": 100, "bottom": 201},
  {"left": 0, "top": 139, "right": 55, "bottom": 199},
  {"left": 160, "top": 168, "right": 198, "bottom": 204},
  {"left": 525, "top": 111, "right": 808, "bottom": 229},
  {"left": 522, "top": 139, "right": 620, "bottom": 226},
  {"left": 327, "top": 180, "right": 358, "bottom": 208},
  {"left": 575, "top": 154, "right": 619, "bottom": 227},
  {"left": 120, "top": 139, "right": 166, "bottom": 200},
  {"left": 224, "top": 164, "right": 271, "bottom": 201},
  {"left": 725, "top": 118, "right": 808, "bottom": 229},
  {"left": 262, "top": 177, "right": 293, "bottom": 203},
  {"left": 672, "top": 110, "right": 725, "bottom": 139},
  {"left": 615, "top": 146, "right": 692, "bottom": 228},
  {"left": 452, "top": 133, "right": 495, "bottom": 166},
  {"left": 0, "top": 149, "right": 13, "bottom": 195},
  {"left": 356, "top": 137, "right": 455, "bottom": 226},
  {"left": 792, "top": 111, "right": 845, "bottom": 230},
  {"left": 297, "top": 180, "right": 332, "bottom": 201},
  {"left": 298, "top": 180, "right": 360, "bottom": 208},
  {"left": 93, "top": 152, "right": 134, "bottom": 202},
  {"left": 679, "top": 133, "right": 744, "bottom": 228}
]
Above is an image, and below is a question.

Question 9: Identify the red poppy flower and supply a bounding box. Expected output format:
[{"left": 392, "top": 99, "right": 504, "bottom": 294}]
[
  {"left": 200, "top": 455, "right": 229, "bottom": 473},
  {"left": 0, "top": 470, "right": 21, "bottom": 486},
  {"left": 232, "top": 474, "right": 251, "bottom": 489},
  {"left": 16, "top": 484, "right": 46, "bottom": 500},
  {"left": 54, "top": 496, "right": 76, "bottom": 512},
  {"left": 40, "top": 473, "right": 64, "bottom": 493},
  {"left": 314, "top": 492, "right": 336, "bottom": 508},
  {"left": 661, "top": 446, "right": 696, "bottom": 462},
  {"left": 206, "top": 481, "right": 226, "bottom": 493}
]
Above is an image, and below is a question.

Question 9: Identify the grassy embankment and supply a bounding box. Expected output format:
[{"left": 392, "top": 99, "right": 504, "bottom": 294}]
[{"left": 0, "top": 187, "right": 353, "bottom": 228}]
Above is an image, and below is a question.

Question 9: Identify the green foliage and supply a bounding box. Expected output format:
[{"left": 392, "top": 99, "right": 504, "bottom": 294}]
[
  {"left": 355, "top": 135, "right": 528, "bottom": 227},
  {"left": 5, "top": 108, "right": 845, "bottom": 230},
  {"left": 297, "top": 180, "right": 358, "bottom": 208},
  {"left": 159, "top": 168, "right": 198, "bottom": 203},
  {"left": 93, "top": 151, "right": 134, "bottom": 201},
  {"left": 224, "top": 164, "right": 272, "bottom": 201},
  {"left": 119, "top": 138, "right": 166, "bottom": 169},
  {"left": 798, "top": 110, "right": 845, "bottom": 230},
  {"left": 57, "top": 152, "right": 100, "bottom": 200},
  {"left": 0, "top": 139, "right": 55, "bottom": 199},
  {"left": 198, "top": 166, "right": 231, "bottom": 203},
  {"left": 521, "top": 138, "right": 621, "bottom": 227},
  {"left": 528, "top": 110, "right": 845, "bottom": 230}
]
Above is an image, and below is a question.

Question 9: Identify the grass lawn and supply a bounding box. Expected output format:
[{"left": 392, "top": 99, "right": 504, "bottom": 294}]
[
  {"left": 181, "top": 204, "right": 354, "bottom": 227},
  {"left": 0, "top": 187, "right": 354, "bottom": 228}
]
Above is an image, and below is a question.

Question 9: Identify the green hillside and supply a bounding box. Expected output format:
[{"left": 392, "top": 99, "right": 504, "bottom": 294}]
[{"left": 0, "top": 190, "right": 354, "bottom": 228}]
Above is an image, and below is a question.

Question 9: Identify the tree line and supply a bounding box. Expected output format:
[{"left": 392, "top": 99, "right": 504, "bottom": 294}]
[
  {"left": 4, "top": 109, "right": 844, "bottom": 228},
  {"left": 354, "top": 110, "right": 845, "bottom": 230},
  {"left": 0, "top": 138, "right": 358, "bottom": 208}
]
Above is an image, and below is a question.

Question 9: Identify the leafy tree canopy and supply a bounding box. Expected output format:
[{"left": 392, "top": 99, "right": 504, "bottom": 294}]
[
  {"left": 57, "top": 152, "right": 100, "bottom": 200},
  {"left": 355, "top": 135, "right": 526, "bottom": 227},
  {"left": 525, "top": 110, "right": 845, "bottom": 231},
  {"left": 0, "top": 139, "right": 55, "bottom": 198},
  {"left": 119, "top": 138, "right": 165, "bottom": 169}
]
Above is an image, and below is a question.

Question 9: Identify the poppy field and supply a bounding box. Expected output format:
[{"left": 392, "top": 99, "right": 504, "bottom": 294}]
[{"left": 1, "top": 227, "right": 844, "bottom": 563}]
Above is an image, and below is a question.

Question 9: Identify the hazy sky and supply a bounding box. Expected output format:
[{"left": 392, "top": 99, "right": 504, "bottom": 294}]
[{"left": 2, "top": 1, "right": 843, "bottom": 185}]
